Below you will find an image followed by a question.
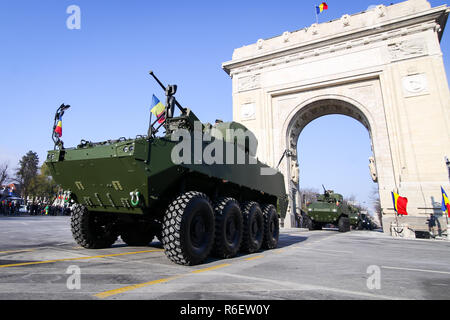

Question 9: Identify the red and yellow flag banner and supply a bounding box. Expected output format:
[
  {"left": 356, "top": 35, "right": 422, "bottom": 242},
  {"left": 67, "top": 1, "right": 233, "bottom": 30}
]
[
  {"left": 391, "top": 192, "right": 408, "bottom": 216},
  {"left": 442, "top": 187, "right": 450, "bottom": 217},
  {"left": 54, "top": 117, "right": 62, "bottom": 137},
  {"left": 316, "top": 2, "right": 328, "bottom": 14},
  {"left": 151, "top": 95, "right": 166, "bottom": 124}
]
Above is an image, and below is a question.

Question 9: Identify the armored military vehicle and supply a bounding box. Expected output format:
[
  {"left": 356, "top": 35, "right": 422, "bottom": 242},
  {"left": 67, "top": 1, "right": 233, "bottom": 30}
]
[
  {"left": 356, "top": 211, "right": 376, "bottom": 230},
  {"left": 305, "top": 186, "right": 351, "bottom": 233},
  {"left": 45, "top": 71, "right": 287, "bottom": 266},
  {"left": 348, "top": 205, "right": 361, "bottom": 229}
]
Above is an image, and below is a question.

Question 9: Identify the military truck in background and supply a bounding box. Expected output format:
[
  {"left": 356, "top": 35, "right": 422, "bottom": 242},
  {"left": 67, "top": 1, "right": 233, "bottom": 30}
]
[
  {"left": 356, "top": 211, "right": 377, "bottom": 230},
  {"left": 305, "top": 186, "right": 351, "bottom": 233},
  {"left": 348, "top": 205, "right": 360, "bottom": 229},
  {"left": 45, "top": 71, "right": 288, "bottom": 266}
]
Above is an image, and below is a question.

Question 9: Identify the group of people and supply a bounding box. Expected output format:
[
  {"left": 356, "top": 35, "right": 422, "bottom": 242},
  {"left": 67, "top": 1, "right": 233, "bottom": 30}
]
[
  {"left": 0, "top": 200, "right": 20, "bottom": 215},
  {"left": 27, "top": 202, "right": 71, "bottom": 216},
  {"left": 0, "top": 198, "right": 72, "bottom": 216}
]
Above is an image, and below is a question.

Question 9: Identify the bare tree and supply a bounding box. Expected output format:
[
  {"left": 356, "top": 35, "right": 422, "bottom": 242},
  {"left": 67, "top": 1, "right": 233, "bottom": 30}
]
[
  {"left": 0, "top": 162, "right": 9, "bottom": 186},
  {"left": 299, "top": 187, "right": 320, "bottom": 209}
]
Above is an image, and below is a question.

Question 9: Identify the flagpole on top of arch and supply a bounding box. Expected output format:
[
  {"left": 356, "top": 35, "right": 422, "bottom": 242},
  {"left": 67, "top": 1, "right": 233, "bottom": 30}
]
[{"left": 315, "top": 2, "right": 328, "bottom": 25}]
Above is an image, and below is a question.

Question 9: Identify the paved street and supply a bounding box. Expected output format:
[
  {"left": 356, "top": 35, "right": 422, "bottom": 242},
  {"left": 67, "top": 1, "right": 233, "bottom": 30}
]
[{"left": 0, "top": 216, "right": 449, "bottom": 300}]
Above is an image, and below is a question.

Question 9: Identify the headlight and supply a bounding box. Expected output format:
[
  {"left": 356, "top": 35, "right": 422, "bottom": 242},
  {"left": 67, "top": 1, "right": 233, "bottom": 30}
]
[{"left": 123, "top": 146, "right": 129, "bottom": 153}]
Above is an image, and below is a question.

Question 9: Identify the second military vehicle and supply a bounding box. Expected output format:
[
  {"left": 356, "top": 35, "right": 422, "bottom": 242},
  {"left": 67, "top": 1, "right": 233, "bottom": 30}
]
[
  {"left": 356, "top": 211, "right": 377, "bottom": 230},
  {"left": 305, "top": 186, "right": 351, "bottom": 233},
  {"left": 348, "top": 205, "right": 361, "bottom": 230},
  {"left": 45, "top": 71, "right": 288, "bottom": 266}
]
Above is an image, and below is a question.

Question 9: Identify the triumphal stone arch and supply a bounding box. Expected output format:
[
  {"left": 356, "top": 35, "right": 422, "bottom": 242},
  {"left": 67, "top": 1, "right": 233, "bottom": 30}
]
[{"left": 222, "top": 0, "right": 450, "bottom": 233}]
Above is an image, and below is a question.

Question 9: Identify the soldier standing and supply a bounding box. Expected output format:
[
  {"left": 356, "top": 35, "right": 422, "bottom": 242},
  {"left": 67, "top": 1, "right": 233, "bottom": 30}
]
[{"left": 427, "top": 214, "right": 437, "bottom": 238}]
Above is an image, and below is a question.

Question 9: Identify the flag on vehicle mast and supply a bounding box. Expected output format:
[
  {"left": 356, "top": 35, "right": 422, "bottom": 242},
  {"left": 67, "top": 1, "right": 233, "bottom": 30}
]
[
  {"left": 54, "top": 117, "right": 62, "bottom": 137},
  {"left": 150, "top": 95, "right": 166, "bottom": 124}
]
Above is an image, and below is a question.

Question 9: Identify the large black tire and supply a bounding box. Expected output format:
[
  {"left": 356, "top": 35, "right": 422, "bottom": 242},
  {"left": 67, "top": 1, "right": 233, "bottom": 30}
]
[
  {"left": 261, "top": 204, "right": 279, "bottom": 250},
  {"left": 338, "top": 216, "right": 351, "bottom": 233},
  {"left": 307, "top": 218, "right": 322, "bottom": 231},
  {"left": 120, "top": 223, "right": 156, "bottom": 246},
  {"left": 357, "top": 221, "right": 363, "bottom": 230},
  {"left": 240, "top": 202, "right": 264, "bottom": 254},
  {"left": 212, "top": 197, "right": 243, "bottom": 259},
  {"left": 161, "top": 191, "right": 215, "bottom": 265},
  {"left": 70, "top": 204, "right": 118, "bottom": 249}
]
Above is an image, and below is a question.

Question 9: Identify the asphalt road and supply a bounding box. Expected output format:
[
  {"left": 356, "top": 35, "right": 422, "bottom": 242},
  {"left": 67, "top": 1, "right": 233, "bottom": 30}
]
[{"left": 0, "top": 216, "right": 449, "bottom": 300}]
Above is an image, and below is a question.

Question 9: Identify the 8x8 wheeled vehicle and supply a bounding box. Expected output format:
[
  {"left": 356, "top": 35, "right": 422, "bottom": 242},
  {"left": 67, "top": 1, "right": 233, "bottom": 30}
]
[{"left": 45, "top": 71, "right": 288, "bottom": 265}]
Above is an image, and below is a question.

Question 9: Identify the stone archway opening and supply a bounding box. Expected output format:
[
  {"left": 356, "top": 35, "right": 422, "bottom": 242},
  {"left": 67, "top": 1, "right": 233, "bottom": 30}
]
[
  {"left": 296, "top": 114, "right": 380, "bottom": 227},
  {"left": 285, "top": 98, "right": 381, "bottom": 228}
]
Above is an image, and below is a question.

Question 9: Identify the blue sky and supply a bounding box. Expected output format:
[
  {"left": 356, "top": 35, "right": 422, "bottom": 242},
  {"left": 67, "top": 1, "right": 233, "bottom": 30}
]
[{"left": 0, "top": 0, "right": 448, "bottom": 213}]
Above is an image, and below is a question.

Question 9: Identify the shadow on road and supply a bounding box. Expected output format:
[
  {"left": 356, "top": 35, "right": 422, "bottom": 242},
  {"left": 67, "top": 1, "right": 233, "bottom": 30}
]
[{"left": 278, "top": 234, "right": 309, "bottom": 248}]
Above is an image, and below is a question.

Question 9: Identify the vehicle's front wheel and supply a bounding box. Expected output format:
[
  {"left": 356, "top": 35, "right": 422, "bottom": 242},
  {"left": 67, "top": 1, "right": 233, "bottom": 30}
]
[
  {"left": 307, "top": 218, "right": 322, "bottom": 231},
  {"left": 71, "top": 204, "right": 118, "bottom": 249},
  {"left": 161, "top": 191, "right": 215, "bottom": 265},
  {"left": 338, "top": 216, "right": 351, "bottom": 233}
]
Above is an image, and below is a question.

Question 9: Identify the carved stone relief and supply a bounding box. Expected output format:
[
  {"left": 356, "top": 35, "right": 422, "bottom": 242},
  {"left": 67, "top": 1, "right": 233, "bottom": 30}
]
[
  {"left": 240, "top": 103, "right": 256, "bottom": 121},
  {"left": 369, "top": 157, "right": 378, "bottom": 182},
  {"left": 388, "top": 38, "right": 427, "bottom": 61},
  {"left": 238, "top": 74, "right": 261, "bottom": 92},
  {"left": 402, "top": 73, "right": 429, "bottom": 97}
]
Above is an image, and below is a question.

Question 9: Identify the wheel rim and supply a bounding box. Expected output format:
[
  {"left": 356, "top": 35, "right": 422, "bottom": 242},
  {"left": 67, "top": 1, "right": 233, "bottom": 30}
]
[
  {"left": 225, "top": 215, "right": 238, "bottom": 245},
  {"left": 269, "top": 218, "right": 275, "bottom": 234},
  {"left": 251, "top": 214, "right": 262, "bottom": 243},
  {"left": 190, "top": 214, "right": 207, "bottom": 248}
]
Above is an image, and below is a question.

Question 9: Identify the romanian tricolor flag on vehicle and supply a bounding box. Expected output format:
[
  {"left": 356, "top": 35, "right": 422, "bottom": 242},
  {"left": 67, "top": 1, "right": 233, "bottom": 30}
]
[
  {"left": 54, "top": 117, "right": 62, "bottom": 137},
  {"left": 391, "top": 192, "right": 408, "bottom": 216},
  {"left": 316, "top": 2, "right": 328, "bottom": 14},
  {"left": 441, "top": 186, "right": 450, "bottom": 217},
  {"left": 150, "top": 95, "right": 166, "bottom": 124}
]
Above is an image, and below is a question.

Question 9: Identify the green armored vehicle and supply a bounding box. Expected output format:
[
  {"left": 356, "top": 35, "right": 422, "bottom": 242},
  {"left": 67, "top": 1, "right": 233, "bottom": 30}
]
[
  {"left": 306, "top": 186, "right": 351, "bottom": 233},
  {"left": 348, "top": 205, "right": 361, "bottom": 230},
  {"left": 356, "top": 211, "right": 376, "bottom": 230},
  {"left": 45, "top": 71, "right": 287, "bottom": 266}
]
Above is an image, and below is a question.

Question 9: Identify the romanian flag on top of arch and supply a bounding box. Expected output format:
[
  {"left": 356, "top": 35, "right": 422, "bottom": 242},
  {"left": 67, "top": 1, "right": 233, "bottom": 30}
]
[
  {"left": 316, "top": 2, "right": 328, "bottom": 14},
  {"left": 54, "top": 117, "right": 62, "bottom": 137},
  {"left": 150, "top": 95, "right": 166, "bottom": 124},
  {"left": 391, "top": 192, "right": 408, "bottom": 216}
]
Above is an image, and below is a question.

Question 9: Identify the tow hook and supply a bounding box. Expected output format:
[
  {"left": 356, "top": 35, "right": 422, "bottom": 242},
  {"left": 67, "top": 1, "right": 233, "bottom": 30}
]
[
  {"left": 130, "top": 191, "right": 141, "bottom": 207},
  {"left": 63, "top": 190, "right": 71, "bottom": 203}
]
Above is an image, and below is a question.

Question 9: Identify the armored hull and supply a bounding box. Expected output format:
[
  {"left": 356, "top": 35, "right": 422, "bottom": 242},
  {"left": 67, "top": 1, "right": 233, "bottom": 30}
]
[{"left": 46, "top": 136, "right": 287, "bottom": 217}]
